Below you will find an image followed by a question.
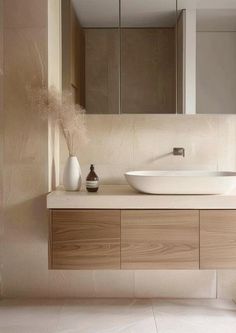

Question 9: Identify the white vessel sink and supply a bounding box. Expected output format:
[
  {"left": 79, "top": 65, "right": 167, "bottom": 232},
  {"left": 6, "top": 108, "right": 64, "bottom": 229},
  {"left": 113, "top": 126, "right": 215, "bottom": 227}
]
[{"left": 125, "top": 171, "right": 236, "bottom": 194}]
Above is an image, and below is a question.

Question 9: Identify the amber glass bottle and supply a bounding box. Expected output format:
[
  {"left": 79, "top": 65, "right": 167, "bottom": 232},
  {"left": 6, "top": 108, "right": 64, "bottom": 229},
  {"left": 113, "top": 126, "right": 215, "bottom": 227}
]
[{"left": 86, "top": 164, "right": 99, "bottom": 192}]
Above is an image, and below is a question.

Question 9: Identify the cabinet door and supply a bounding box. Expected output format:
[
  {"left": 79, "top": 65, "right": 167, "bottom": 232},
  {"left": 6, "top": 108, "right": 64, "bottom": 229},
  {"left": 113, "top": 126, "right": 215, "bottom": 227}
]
[
  {"left": 200, "top": 210, "right": 236, "bottom": 269},
  {"left": 50, "top": 210, "right": 120, "bottom": 269},
  {"left": 121, "top": 210, "right": 199, "bottom": 269}
]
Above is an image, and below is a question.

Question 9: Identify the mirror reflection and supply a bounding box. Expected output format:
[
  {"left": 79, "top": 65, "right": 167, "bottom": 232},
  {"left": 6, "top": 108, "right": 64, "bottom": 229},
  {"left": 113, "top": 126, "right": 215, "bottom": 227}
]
[
  {"left": 177, "top": 0, "right": 236, "bottom": 114},
  {"left": 62, "top": 0, "right": 177, "bottom": 114},
  {"left": 62, "top": 0, "right": 120, "bottom": 114},
  {"left": 197, "top": 8, "right": 236, "bottom": 114},
  {"left": 121, "top": 0, "right": 177, "bottom": 114}
]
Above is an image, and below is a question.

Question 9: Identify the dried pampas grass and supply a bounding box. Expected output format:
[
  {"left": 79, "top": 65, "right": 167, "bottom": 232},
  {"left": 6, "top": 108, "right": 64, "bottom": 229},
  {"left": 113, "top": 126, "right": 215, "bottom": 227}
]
[{"left": 27, "top": 85, "right": 88, "bottom": 156}]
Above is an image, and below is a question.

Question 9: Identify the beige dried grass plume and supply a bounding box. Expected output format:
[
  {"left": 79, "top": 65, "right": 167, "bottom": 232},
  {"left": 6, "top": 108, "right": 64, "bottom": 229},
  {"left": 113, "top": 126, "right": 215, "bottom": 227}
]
[{"left": 27, "top": 86, "right": 88, "bottom": 156}]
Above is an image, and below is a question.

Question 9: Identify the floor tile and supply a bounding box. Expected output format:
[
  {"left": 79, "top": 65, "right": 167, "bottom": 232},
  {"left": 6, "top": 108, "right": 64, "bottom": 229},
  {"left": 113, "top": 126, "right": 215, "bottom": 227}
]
[
  {"left": 152, "top": 299, "right": 236, "bottom": 333},
  {"left": 57, "top": 299, "right": 157, "bottom": 333},
  {"left": 1, "top": 298, "right": 236, "bottom": 333},
  {"left": 0, "top": 299, "right": 63, "bottom": 333},
  {"left": 135, "top": 270, "right": 216, "bottom": 298}
]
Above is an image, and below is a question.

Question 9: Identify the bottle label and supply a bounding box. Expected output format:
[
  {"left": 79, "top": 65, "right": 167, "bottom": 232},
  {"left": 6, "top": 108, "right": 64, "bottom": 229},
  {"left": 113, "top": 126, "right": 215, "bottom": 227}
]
[{"left": 86, "top": 180, "right": 99, "bottom": 188}]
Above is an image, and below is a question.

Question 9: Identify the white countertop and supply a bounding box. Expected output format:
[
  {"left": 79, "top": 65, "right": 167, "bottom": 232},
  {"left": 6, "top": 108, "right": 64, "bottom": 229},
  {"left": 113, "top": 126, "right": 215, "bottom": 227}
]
[{"left": 47, "top": 185, "right": 236, "bottom": 209}]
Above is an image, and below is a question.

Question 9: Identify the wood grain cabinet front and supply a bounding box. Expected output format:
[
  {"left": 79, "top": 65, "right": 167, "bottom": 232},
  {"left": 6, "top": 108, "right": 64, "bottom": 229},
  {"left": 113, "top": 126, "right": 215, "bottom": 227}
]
[
  {"left": 49, "top": 210, "right": 121, "bottom": 269},
  {"left": 121, "top": 210, "right": 200, "bottom": 269},
  {"left": 200, "top": 210, "right": 236, "bottom": 269},
  {"left": 48, "top": 209, "right": 236, "bottom": 270}
]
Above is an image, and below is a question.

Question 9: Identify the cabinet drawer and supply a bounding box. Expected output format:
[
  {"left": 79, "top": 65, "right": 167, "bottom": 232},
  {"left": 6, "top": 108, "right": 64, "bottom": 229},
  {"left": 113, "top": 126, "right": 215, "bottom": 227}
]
[
  {"left": 200, "top": 210, "right": 236, "bottom": 269},
  {"left": 50, "top": 210, "right": 121, "bottom": 269},
  {"left": 121, "top": 210, "right": 199, "bottom": 269}
]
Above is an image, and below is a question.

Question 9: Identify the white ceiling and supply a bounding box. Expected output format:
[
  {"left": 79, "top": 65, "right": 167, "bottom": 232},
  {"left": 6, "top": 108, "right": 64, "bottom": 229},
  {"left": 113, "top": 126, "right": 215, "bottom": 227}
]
[
  {"left": 71, "top": 0, "right": 119, "bottom": 27},
  {"left": 121, "top": 0, "right": 176, "bottom": 27},
  {"left": 71, "top": 0, "right": 236, "bottom": 29},
  {"left": 72, "top": 0, "right": 177, "bottom": 27}
]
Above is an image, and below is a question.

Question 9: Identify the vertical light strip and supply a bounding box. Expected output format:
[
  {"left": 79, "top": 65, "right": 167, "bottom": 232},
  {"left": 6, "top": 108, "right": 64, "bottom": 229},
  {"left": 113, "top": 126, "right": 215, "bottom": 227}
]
[
  {"left": 184, "top": 9, "right": 196, "bottom": 114},
  {"left": 175, "top": 0, "right": 178, "bottom": 114},
  {"left": 119, "top": 0, "right": 121, "bottom": 114},
  {"left": 48, "top": 0, "right": 62, "bottom": 191}
]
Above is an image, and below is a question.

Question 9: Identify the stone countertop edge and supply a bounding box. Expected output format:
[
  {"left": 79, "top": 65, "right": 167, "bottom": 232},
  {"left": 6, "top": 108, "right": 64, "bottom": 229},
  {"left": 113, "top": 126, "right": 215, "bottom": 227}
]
[{"left": 47, "top": 185, "right": 236, "bottom": 210}]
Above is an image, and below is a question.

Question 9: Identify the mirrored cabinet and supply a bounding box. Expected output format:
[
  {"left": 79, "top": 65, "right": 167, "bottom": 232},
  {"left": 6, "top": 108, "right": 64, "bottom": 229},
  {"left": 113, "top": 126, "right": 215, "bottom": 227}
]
[
  {"left": 62, "top": 0, "right": 236, "bottom": 115},
  {"left": 62, "top": 0, "right": 177, "bottom": 114}
]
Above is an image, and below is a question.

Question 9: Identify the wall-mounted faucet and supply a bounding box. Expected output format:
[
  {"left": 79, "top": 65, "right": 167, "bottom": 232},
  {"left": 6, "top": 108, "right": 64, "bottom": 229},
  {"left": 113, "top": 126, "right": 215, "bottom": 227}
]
[{"left": 173, "top": 147, "right": 185, "bottom": 157}]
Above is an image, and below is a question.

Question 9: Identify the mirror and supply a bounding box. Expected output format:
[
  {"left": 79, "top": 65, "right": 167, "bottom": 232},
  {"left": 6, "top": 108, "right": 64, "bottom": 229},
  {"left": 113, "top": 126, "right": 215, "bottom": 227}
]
[
  {"left": 121, "top": 0, "right": 177, "bottom": 114},
  {"left": 62, "top": 0, "right": 120, "bottom": 114},
  {"left": 177, "top": 0, "right": 236, "bottom": 114},
  {"left": 62, "top": 0, "right": 178, "bottom": 114}
]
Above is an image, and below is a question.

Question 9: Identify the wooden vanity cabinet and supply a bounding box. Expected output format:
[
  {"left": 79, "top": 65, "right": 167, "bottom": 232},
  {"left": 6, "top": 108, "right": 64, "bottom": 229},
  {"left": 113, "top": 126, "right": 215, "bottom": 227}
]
[
  {"left": 121, "top": 210, "right": 199, "bottom": 269},
  {"left": 49, "top": 209, "right": 236, "bottom": 270},
  {"left": 200, "top": 210, "right": 236, "bottom": 269},
  {"left": 49, "top": 210, "right": 121, "bottom": 269}
]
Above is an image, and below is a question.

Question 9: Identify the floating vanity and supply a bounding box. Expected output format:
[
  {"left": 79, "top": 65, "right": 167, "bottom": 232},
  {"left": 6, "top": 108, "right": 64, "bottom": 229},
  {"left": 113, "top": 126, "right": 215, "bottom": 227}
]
[{"left": 47, "top": 185, "right": 236, "bottom": 270}]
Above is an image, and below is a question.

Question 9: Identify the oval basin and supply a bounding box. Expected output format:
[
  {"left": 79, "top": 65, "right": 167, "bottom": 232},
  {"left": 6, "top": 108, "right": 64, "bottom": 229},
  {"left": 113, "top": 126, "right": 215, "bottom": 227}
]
[{"left": 125, "top": 171, "right": 236, "bottom": 194}]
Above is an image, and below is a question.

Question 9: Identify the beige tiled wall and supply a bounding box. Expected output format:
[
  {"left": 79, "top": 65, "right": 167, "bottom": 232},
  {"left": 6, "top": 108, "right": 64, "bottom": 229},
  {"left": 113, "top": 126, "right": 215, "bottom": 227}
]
[
  {"left": 60, "top": 114, "right": 236, "bottom": 184},
  {"left": 2, "top": 0, "right": 236, "bottom": 299},
  {"left": 1, "top": 0, "right": 49, "bottom": 297}
]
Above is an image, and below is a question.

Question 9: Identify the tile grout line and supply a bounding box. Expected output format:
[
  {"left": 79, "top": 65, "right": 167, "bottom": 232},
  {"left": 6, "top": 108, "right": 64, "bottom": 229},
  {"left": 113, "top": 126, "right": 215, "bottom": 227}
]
[{"left": 151, "top": 299, "right": 159, "bottom": 333}]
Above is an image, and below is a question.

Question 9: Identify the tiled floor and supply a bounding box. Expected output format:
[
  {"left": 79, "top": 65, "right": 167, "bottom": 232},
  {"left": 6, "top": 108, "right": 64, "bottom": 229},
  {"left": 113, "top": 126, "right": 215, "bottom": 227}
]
[{"left": 0, "top": 298, "right": 236, "bottom": 333}]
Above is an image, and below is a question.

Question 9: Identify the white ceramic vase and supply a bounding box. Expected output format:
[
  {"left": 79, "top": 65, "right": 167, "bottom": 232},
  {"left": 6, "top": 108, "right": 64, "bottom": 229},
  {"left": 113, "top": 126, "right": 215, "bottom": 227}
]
[{"left": 63, "top": 155, "right": 82, "bottom": 191}]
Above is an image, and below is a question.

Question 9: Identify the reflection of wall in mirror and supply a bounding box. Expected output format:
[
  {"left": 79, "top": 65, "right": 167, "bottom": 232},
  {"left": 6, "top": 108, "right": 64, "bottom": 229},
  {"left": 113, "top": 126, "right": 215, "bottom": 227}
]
[
  {"left": 121, "top": 28, "right": 176, "bottom": 114},
  {"left": 197, "top": 9, "right": 236, "bottom": 114},
  {"left": 85, "top": 29, "right": 120, "bottom": 114},
  {"left": 62, "top": 0, "right": 85, "bottom": 106},
  {"left": 63, "top": 0, "right": 176, "bottom": 114},
  {"left": 197, "top": 32, "right": 236, "bottom": 114}
]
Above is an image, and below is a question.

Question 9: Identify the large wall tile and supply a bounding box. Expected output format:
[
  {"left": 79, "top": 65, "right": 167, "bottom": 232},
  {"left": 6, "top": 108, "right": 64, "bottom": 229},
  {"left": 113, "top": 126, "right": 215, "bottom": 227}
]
[
  {"left": 2, "top": 241, "right": 49, "bottom": 297},
  {"left": 60, "top": 114, "right": 224, "bottom": 185},
  {"left": 135, "top": 270, "right": 217, "bottom": 298},
  {"left": 217, "top": 271, "right": 236, "bottom": 299},
  {"left": 4, "top": 28, "right": 47, "bottom": 166},
  {"left": 48, "top": 271, "right": 95, "bottom": 298},
  {"left": 60, "top": 115, "right": 134, "bottom": 184},
  {"left": 93, "top": 271, "right": 135, "bottom": 297},
  {"left": 132, "top": 115, "right": 219, "bottom": 170},
  {"left": 2, "top": 0, "right": 48, "bottom": 298}
]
